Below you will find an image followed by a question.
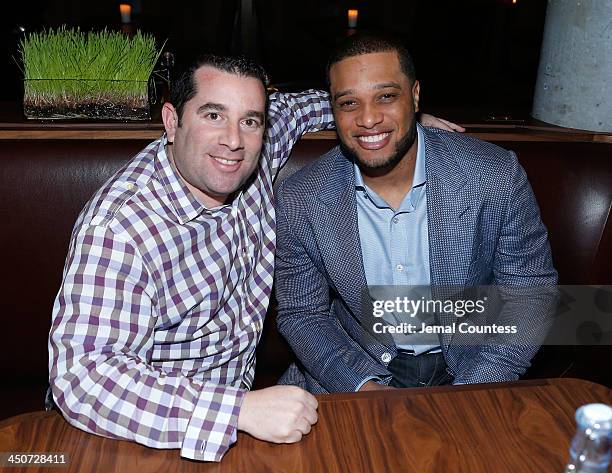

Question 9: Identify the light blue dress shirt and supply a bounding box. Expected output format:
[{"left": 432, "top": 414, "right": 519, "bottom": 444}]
[{"left": 355, "top": 124, "right": 440, "bottom": 355}]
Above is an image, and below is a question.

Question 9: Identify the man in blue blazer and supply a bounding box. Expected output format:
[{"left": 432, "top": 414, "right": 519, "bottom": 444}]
[{"left": 274, "top": 33, "right": 557, "bottom": 393}]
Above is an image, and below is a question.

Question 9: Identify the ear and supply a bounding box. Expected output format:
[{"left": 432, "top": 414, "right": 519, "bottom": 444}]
[
  {"left": 412, "top": 80, "right": 420, "bottom": 113},
  {"left": 162, "top": 102, "right": 179, "bottom": 142}
]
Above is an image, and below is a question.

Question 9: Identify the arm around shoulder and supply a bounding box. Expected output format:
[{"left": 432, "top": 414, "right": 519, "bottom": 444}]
[{"left": 266, "top": 90, "right": 335, "bottom": 172}]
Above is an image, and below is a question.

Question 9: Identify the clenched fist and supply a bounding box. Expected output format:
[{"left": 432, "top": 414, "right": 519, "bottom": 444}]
[{"left": 238, "top": 385, "right": 318, "bottom": 443}]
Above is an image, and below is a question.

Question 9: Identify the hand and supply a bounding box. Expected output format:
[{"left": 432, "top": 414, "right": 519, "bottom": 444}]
[
  {"left": 238, "top": 385, "right": 318, "bottom": 443},
  {"left": 418, "top": 113, "right": 466, "bottom": 133},
  {"left": 359, "top": 381, "right": 396, "bottom": 391}
]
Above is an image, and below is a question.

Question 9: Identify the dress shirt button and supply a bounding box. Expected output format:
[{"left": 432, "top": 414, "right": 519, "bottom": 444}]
[
  {"left": 396, "top": 264, "right": 404, "bottom": 272},
  {"left": 381, "top": 352, "right": 392, "bottom": 363},
  {"left": 242, "top": 247, "right": 247, "bottom": 254},
  {"left": 392, "top": 216, "right": 399, "bottom": 224}
]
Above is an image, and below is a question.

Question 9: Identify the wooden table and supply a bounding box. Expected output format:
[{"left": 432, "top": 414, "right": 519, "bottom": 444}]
[{"left": 1, "top": 379, "right": 610, "bottom": 472}]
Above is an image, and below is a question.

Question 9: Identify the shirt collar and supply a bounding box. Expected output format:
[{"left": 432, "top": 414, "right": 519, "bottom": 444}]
[
  {"left": 154, "top": 134, "right": 230, "bottom": 224},
  {"left": 354, "top": 123, "right": 427, "bottom": 190}
]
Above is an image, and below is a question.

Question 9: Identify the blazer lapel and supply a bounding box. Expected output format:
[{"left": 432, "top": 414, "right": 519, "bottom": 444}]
[{"left": 312, "top": 150, "right": 370, "bottom": 320}]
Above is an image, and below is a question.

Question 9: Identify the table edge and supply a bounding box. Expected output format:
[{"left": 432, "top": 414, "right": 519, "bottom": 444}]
[
  {"left": 2, "top": 378, "right": 609, "bottom": 430},
  {"left": 315, "top": 377, "right": 612, "bottom": 402}
]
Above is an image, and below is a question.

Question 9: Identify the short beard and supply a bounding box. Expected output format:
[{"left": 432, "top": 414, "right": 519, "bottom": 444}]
[{"left": 340, "top": 123, "right": 418, "bottom": 173}]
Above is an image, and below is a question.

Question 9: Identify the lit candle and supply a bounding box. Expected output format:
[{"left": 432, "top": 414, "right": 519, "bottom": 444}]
[
  {"left": 348, "top": 9, "right": 358, "bottom": 28},
  {"left": 119, "top": 4, "right": 132, "bottom": 24}
]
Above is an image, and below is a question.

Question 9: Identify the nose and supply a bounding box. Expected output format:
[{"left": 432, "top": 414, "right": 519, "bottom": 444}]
[
  {"left": 356, "top": 103, "right": 383, "bottom": 129},
  {"left": 219, "top": 121, "right": 243, "bottom": 151}
]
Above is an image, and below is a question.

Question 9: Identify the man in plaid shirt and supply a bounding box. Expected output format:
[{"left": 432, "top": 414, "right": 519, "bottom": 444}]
[{"left": 49, "top": 54, "right": 459, "bottom": 461}]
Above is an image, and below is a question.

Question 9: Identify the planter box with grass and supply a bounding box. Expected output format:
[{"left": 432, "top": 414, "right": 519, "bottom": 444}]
[{"left": 20, "top": 28, "right": 162, "bottom": 120}]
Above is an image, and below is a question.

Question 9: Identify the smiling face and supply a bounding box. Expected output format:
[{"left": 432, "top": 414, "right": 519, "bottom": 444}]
[
  {"left": 162, "top": 66, "right": 266, "bottom": 208},
  {"left": 329, "top": 51, "right": 420, "bottom": 173}
]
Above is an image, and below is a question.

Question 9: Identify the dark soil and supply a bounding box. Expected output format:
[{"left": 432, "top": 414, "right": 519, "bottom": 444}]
[{"left": 24, "top": 102, "right": 151, "bottom": 121}]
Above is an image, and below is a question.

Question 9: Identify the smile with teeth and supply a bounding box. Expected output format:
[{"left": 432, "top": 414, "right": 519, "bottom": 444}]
[
  {"left": 212, "top": 156, "right": 240, "bottom": 165},
  {"left": 357, "top": 132, "right": 390, "bottom": 143}
]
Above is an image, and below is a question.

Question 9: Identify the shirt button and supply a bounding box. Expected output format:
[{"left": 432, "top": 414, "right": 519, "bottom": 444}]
[
  {"left": 396, "top": 264, "right": 404, "bottom": 272},
  {"left": 242, "top": 247, "right": 247, "bottom": 254},
  {"left": 392, "top": 217, "right": 399, "bottom": 224},
  {"left": 381, "top": 352, "right": 392, "bottom": 363}
]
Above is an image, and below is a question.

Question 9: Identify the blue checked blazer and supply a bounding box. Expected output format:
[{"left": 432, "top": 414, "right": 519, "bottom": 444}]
[{"left": 274, "top": 127, "right": 558, "bottom": 393}]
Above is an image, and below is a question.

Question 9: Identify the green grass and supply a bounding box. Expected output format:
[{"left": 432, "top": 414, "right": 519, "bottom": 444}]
[{"left": 20, "top": 27, "right": 162, "bottom": 112}]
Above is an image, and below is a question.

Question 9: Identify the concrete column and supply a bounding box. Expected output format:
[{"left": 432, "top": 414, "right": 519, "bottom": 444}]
[{"left": 532, "top": 0, "right": 612, "bottom": 132}]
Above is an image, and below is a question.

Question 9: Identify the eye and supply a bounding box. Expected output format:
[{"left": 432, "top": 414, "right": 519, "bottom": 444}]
[
  {"left": 337, "top": 99, "right": 357, "bottom": 110},
  {"left": 243, "top": 118, "right": 261, "bottom": 128},
  {"left": 379, "top": 93, "right": 398, "bottom": 102},
  {"left": 207, "top": 112, "right": 220, "bottom": 120}
]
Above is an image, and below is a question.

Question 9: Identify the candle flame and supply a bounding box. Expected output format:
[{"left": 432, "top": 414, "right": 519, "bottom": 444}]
[{"left": 348, "top": 9, "right": 358, "bottom": 28}]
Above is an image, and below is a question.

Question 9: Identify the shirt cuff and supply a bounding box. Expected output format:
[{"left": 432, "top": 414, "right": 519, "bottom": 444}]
[
  {"left": 355, "top": 376, "right": 382, "bottom": 392},
  {"left": 180, "top": 385, "right": 246, "bottom": 462}
]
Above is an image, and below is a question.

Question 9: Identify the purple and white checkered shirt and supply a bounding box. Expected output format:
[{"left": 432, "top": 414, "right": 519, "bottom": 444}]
[{"left": 49, "top": 90, "right": 333, "bottom": 462}]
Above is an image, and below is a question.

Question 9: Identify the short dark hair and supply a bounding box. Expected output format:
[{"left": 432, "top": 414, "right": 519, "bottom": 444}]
[
  {"left": 171, "top": 54, "right": 270, "bottom": 124},
  {"left": 326, "top": 32, "right": 416, "bottom": 87}
]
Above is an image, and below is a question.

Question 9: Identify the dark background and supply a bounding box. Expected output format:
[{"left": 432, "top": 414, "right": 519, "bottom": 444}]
[{"left": 0, "top": 0, "right": 547, "bottom": 114}]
